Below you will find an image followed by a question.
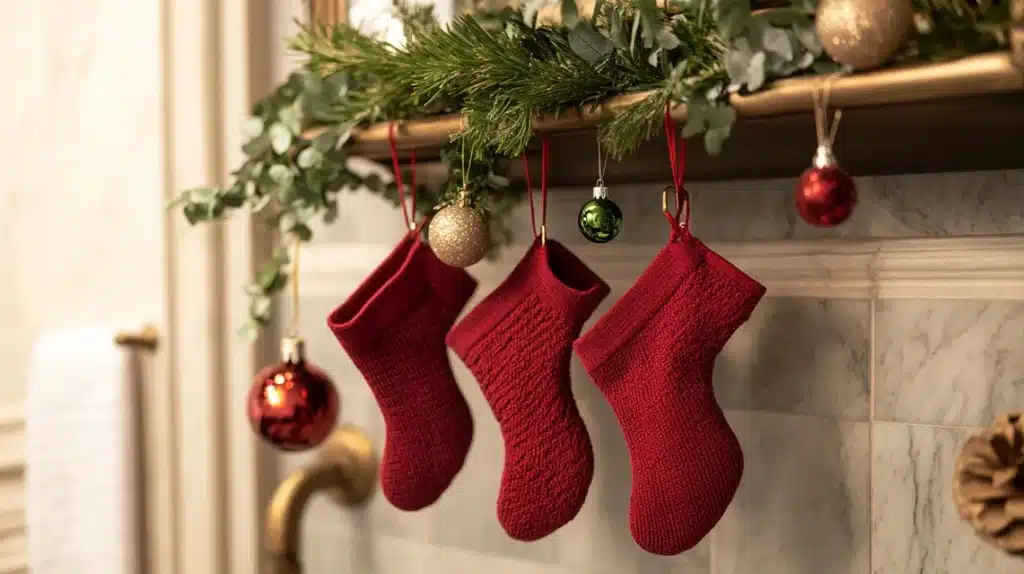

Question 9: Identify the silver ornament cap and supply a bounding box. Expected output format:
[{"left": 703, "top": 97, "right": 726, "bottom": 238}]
[
  {"left": 812, "top": 144, "right": 838, "bottom": 169},
  {"left": 281, "top": 336, "right": 306, "bottom": 364},
  {"left": 593, "top": 185, "right": 609, "bottom": 199}
]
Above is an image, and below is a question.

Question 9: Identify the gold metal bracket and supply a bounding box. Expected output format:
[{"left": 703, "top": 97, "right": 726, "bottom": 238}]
[
  {"left": 114, "top": 324, "right": 159, "bottom": 350},
  {"left": 265, "top": 425, "right": 377, "bottom": 573}
]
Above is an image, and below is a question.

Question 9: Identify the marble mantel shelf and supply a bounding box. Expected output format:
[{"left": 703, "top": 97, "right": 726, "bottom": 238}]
[{"left": 328, "top": 52, "right": 1024, "bottom": 184}]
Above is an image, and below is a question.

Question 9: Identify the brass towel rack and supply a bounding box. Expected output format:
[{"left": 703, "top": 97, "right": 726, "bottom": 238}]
[{"left": 114, "top": 324, "right": 159, "bottom": 350}]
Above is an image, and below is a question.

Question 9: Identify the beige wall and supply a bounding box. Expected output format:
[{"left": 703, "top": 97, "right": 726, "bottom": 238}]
[{"left": 0, "top": 1, "right": 166, "bottom": 570}]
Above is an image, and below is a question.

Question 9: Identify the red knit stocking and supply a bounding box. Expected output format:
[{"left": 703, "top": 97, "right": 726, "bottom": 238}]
[
  {"left": 447, "top": 238, "right": 608, "bottom": 539},
  {"left": 327, "top": 130, "right": 476, "bottom": 510},
  {"left": 574, "top": 113, "right": 766, "bottom": 555},
  {"left": 447, "top": 140, "right": 609, "bottom": 540},
  {"left": 574, "top": 232, "right": 764, "bottom": 554},
  {"left": 328, "top": 232, "right": 477, "bottom": 510}
]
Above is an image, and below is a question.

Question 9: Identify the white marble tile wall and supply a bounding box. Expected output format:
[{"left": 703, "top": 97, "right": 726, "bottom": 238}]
[{"left": 293, "top": 167, "right": 1024, "bottom": 574}]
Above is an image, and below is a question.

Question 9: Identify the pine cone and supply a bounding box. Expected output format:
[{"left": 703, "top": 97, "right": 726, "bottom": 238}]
[{"left": 953, "top": 412, "right": 1024, "bottom": 553}]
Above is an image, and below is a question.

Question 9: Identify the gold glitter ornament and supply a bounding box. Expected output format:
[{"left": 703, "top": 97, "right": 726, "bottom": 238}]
[
  {"left": 428, "top": 197, "right": 489, "bottom": 268},
  {"left": 815, "top": 0, "right": 914, "bottom": 71}
]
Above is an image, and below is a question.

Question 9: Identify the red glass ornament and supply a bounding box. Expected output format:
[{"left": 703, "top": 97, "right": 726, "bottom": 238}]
[
  {"left": 247, "top": 338, "right": 339, "bottom": 452},
  {"left": 795, "top": 148, "right": 857, "bottom": 227}
]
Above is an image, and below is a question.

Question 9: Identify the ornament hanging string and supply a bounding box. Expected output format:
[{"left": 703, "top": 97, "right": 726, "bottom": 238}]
[
  {"left": 813, "top": 76, "right": 843, "bottom": 152},
  {"left": 288, "top": 236, "right": 301, "bottom": 338},
  {"left": 595, "top": 131, "right": 608, "bottom": 187},
  {"left": 387, "top": 123, "right": 418, "bottom": 230},
  {"left": 662, "top": 104, "right": 690, "bottom": 236},
  {"left": 520, "top": 138, "right": 550, "bottom": 245}
]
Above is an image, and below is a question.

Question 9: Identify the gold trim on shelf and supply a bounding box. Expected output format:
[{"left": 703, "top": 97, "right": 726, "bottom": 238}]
[
  {"left": 114, "top": 324, "right": 159, "bottom": 350},
  {"left": 1013, "top": 0, "right": 1024, "bottom": 71},
  {"left": 337, "top": 52, "right": 1022, "bottom": 156},
  {"left": 265, "top": 425, "right": 377, "bottom": 574}
]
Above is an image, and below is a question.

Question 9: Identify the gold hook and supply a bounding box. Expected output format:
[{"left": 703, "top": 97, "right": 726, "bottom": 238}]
[
  {"left": 661, "top": 185, "right": 689, "bottom": 229},
  {"left": 540, "top": 224, "right": 547, "bottom": 246},
  {"left": 114, "top": 324, "right": 159, "bottom": 350}
]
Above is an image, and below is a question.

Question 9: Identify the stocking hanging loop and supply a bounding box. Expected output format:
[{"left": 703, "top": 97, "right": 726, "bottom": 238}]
[
  {"left": 663, "top": 105, "right": 691, "bottom": 239},
  {"left": 661, "top": 185, "right": 690, "bottom": 235},
  {"left": 387, "top": 123, "right": 418, "bottom": 232},
  {"left": 521, "top": 137, "right": 550, "bottom": 246}
]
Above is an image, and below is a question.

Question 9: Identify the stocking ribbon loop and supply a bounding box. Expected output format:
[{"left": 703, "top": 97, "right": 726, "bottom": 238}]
[
  {"left": 387, "top": 123, "right": 420, "bottom": 232},
  {"left": 520, "top": 137, "right": 550, "bottom": 245},
  {"left": 663, "top": 104, "right": 690, "bottom": 240}
]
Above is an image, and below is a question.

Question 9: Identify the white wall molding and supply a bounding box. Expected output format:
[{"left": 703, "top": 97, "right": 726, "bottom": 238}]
[{"left": 300, "top": 235, "right": 1024, "bottom": 300}]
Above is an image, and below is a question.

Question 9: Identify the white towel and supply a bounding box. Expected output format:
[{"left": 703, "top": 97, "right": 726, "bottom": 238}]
[{"left": 26, "top": 327, "right": 140, "bottom": 574}]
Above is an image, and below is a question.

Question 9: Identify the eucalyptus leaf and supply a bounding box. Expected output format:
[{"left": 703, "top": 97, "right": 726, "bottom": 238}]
[
  {"left": 655, "top": 27, "right": 681, "bottom": 50},
  {"left": 183, "top": 203, "right": 205, "bottom": 225},
  {"left": 704, "top": 127, "right": 728, "bottom": 155},
  {"left": 241, "top": 135, "right": 270, "bottom": 157},
  {"left": 323, "top": 203, "right": 339, "bottom": 223},
  {"left": 268, "top": 164, "right": 295, "bottom": 187},
  {"left": 568, "top": 21, "right": 614, "bottom": 64},
  {"left": 297, "top": 147, "right": 323, "bottom": 169},
  {"left": 255, "top": 264, "right": 282, "bottom": 291},
  {"left": 268, "top": 123, "right": 293, "bottom": 155},
  {"left": 761, "top": 26, "right": 793, "bottom": 60},
  {"left": 251, "top": 194, "right": 273, "bottom": 213},
  {"left": 363, "top": 173, "right": 385, "bottom": 192},
  {"left": 681, "top": 117, "right": 706, "bottom": 138},
  {"left": 219, "top": 187, "right": 246, "bottom": 208},
  {"left": 724, "top": 49, "right": 751, "bottom": 83},
  {"left": 279, "top": 98, "right": 304, "bottom": 135},
  {"left": 792, "top": 21, "right": 823, "bottom": 55},
  {"left": 715, "top": 0, "right": 752, "bottom": 40},
  {"left": 795, "top": 50, "right": 816, "bottom": 70},
  {"left": 704, "top": 105, "right": 737, "bottom": 130},
  {"left": 647, "top": 47, "right": 663, "bottom": 67},
  {"left": 242, "top": 116, "right": 265, "bottom": 141},
  {"left": 746, "top": 51, "right": 766, "bottom": 91},
  {"left": 238, "top": 321, "right": 260, "bottom": 342},
  {"left": 188, "top": 187, "right": 217, "bottom": 203},
  {"left": 250, "top": 295, "right": 273, "bottom": 320}
]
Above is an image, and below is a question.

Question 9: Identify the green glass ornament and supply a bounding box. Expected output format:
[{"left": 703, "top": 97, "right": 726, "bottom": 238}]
[{"left": 578, "top": 185, "right": 623, "bottom": 244}]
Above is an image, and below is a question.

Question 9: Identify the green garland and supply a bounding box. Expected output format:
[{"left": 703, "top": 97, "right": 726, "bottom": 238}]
[{"left": 170, "top": 0, "right": 1012, "bottom": 337}]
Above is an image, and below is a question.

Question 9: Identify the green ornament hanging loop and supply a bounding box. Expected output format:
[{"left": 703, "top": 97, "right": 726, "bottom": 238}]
[{"left": 578, "top": 132, "right": 623, "bottom": 244}]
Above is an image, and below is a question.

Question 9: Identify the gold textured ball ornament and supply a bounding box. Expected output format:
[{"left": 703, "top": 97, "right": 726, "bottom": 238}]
[
  {"left": 815, "top": 0, "right": 914, "bottom": 70},
  {"left": 428, "top": 203, "right": 490, "bottom": 268}
]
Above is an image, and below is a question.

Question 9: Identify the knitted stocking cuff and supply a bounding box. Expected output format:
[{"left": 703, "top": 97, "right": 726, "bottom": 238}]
[
  {"left": 329, "top": 234, "right": 478, "bottom": 350},
  {"left": 575, "top": 231, "right": 765, "bottom": 371}
]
